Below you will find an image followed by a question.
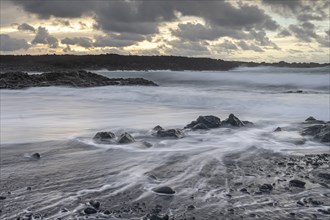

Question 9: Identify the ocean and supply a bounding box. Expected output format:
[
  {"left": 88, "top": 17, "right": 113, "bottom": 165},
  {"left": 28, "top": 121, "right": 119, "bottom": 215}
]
[{"left": 1, "top": 66, "right": 329, "bottom": 219}]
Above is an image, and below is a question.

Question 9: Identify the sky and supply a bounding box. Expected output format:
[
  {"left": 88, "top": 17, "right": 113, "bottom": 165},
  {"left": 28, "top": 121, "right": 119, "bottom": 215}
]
[{"left": 0, "top": 0, "right": 329, "bottom": 63}]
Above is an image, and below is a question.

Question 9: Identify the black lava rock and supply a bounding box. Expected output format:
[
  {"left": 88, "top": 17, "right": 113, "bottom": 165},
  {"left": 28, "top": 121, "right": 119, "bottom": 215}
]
[
  {"left": 185, "top": 115, "right": 221, "bottom": 129},
  {"left": 156, "top": 129, "right": 183, "bottom": 138},
  {"left": 318, "top": 173, "right": 330, "bottom": 180},
  {"left": 187, "top": 205, "right": 196, "bottom": 210},
  {"left": 153, "top": 125, "right": 164, "bottom": 131},
  {"left": 93, "top": 131, "right": 115, "bottom": 143},
  {"left": 152, "top": 186, "right": 175, "bottom": 194},
  {"left": 192, "top": 123, "right": 209, "bottom": 130},
  {"left": 118, "top": 133, "right": 135, "bottom": 144},
  {"left": 274, "top": 127, "right": 282, "bottom": 132},
  {"left": 289, "top": 179, "right": 306, "bottom": 188},
  {"left": 306, "top": 116, "right": 316, "bottom": 121},
  {"left": 259, "top": 184, "right": 273, "bottom": 192},
  {"left": 31, "top": 153, "right": 40, "bottom": 159},
  {"left": 89, "top": 200, "right": 100, "bottom": 209},
  {"left": 0, "top": 70, "right": 158, "bottom": 89},
  {"left": 84, "top": 207, "right": 97, "bottom": 215},
  {"left": 222, "top": 114, "right": 245, "bottom": 127},
  {"left": 0, "top": 196, "right": 6, "bottom": 200}
]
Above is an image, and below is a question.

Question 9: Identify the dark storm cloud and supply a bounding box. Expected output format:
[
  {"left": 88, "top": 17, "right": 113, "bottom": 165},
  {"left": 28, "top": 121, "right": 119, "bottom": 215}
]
[
  {"left": 218, "top": 40, "right": 238, "bottom": 50},
  {"left": 0, "top": 34, "right": 29, "bottom": 51},
  {"left": 277, "top": 29, "right": 292, "bottom": 38},
  {"left": 172, "top": 23, "right": 248, "bottom": 41},
  {"left": 17, "top": 23, "right": 35, "bottom": 32},
  {"left": 262, "top": 0, "right": 329, "bottom": 22},
  {"left": 289, "top": 22, "right": 318, "bottom": 42},
  {"left": 61, "top": 37, "right": 93, "bottom": 48},
  {"left": 237, "top": 41, "right": 264, "bottom": 52},
  {"left": 93, "top": 33, "right": 145, "bottom": 48},
  {"left": 13, "top": 0, "right": 279, "bottom": 35},
  {"left": 32, "top": 27, "right": 59, "bottom": 48},
  {"left": 165, "top": 39, "right": 210, "bottom": 56}
]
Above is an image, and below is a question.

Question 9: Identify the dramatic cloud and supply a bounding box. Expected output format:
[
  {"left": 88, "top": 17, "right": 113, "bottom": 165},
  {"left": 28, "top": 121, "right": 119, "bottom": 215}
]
[
  {"left": 17, "top": 23, "right": 35, "bottom": 32},
  {"left": 277, "top": 29, "right": 292, "bottom": 38},
  {"left": 32, "top": 27, "right": 59, "bottom": 48},
  {"left": 289, "top": 22, "right": 318, "bottom": 42},
  {"left": 237, "top": 41, "right": 264, "bottom": 52},
  {"left": 61, "top": 37, "right": 93, "bottom": 48},
  {"left": 0, "top": 34, "right": 29, "bottom": 51},
  {"left": 93, "top": 33, "right": 145, "bottom": 48},
  {"left": 262, "top": 0, "right": 329, "bottom": 22},
  {"left": 218, "top": 40, "right": 238, "bottom": 50},
  {"left": 172, "top": 23, "right": 248, "bottom": 41}
]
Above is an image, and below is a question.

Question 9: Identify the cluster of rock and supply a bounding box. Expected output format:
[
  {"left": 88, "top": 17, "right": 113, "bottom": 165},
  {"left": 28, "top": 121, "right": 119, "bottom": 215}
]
[
  {"left": 0, "top": 70, "right": 158, "bottom": 89},
  {"left": 93, "top": 114, "right": 252, "bottom": 145},
  {"left": 93, "top": 131, "right": 135, "bottom": 144},
  {"left": 274, "top": 116, "right": 330, "bottom": 143}
]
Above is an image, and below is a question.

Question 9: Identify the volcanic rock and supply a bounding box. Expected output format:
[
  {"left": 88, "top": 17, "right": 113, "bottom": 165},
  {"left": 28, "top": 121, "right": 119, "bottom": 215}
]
[
  {"left": 222, "top": 114, "right": 245, "bottom": 127},
  {"left": 118, "top": 133, "right": 135, "bottom": 144},
  {"left": 152, "top": 186, "right": 175, "bottom": 194},
  {"left": 156, "top": 129, "right": 183, "bottom": 138},
  {"left": 289, "top": 179, "right": 306, "bottom": 188},
  {"left": 185, "top": 115, "right": 221, "bottom": 129}
]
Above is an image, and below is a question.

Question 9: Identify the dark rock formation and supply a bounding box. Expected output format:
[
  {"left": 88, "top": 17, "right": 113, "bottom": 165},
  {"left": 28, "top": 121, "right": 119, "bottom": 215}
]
[
  {"left": 0, "top": 196, "right": 6, "bottom": 200},
  {"left": 222, "top": 114, "right": 245, "bottom": 127},
  {"left": 301, "top": 124, "right": 330, "bottom": 143},
  {"left": 318, "top": 173, "right": 330, "bottom": 180},
  {"left": 259, "top": 184, "right": 273, "bottom": 192},
  {"left": 156, "top": 129, "right": 183, "bottom": 138},
  {"left": 274, "top": 127, "right": 282, "bottom": 132},
  {"left": 185, "top": 115, "right": 221, "bottom": 129},
  {"left": 306, "top": 116, "right": 316, "bottom": 121},
  {"left": 152, "top": 186, "right": 175, "bottom": 194},
  {"left": 118, "top": 133, "right": 135, "bottom": 144},
  {"left": 93, "top": 131, "right": 115, "bottom": 143},
  {"left": 153, "top": 125, "right": 164, "bottom": 132},
  {"left": 89, "top": 200, "right": 100, "bottom": 209},
  {"left": 31, "top": 153, "right": 41, "bottom": 159},
  {"left": 192, "top": 123, "right": 210, "bottom": 130},
  {"left": 0, "top": 70, "right": 158, "bottom": 89},
  {"left": 84, "top": 207, "right": 97, "bottom": 215},
  {"left": 289, "top": 179, "right": 306, "bottom": 188}
]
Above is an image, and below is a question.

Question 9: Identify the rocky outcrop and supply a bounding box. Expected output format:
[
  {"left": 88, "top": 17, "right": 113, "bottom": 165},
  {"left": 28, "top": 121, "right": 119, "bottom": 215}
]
[
  {"left": 118, "top": 133, "right": 135, "bottom": 144},
  {"left": 93, "top": 131, "right": 115, "bottom": 144},
  {"left": 156, "top": 129, "right": 183, "bottom": 138},
  {"left": 0, "top": 70, "right": 158, "bottom": 89},
  {"left": 222, "top": 114, "right": 245, "bottom": 127},
  {"left": 301, "top": 123, "right": 330, "bottom": 143},
  {"left": 184, "top": 115, "right": 221, "bottom": 130},
  {"left": 152, "top": 186, "right": 175, "bottom": 194}
]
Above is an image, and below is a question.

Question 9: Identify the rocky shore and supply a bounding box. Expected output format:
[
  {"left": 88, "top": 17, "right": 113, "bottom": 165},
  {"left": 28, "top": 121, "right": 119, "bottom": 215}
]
[
  {"left": 0, "top": 70, "right": 158, "bottom": 89},
  {"left": 1, "top": 115, "right": 329, "bottom": 220}
]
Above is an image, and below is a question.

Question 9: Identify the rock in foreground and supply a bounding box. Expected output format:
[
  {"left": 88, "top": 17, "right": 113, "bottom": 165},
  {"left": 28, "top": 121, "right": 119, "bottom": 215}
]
[
  {"left": 185, "top": 115, "right": 221, "bottom": 129},
  {"left": 93, "top": 131, "right": 115, "bottom": 143},
  {"left": 0, "top": 70, "right": 158, "bottom": 89},
  {"left": 152, "top": 186, "right": 175, "bottom": 194}
]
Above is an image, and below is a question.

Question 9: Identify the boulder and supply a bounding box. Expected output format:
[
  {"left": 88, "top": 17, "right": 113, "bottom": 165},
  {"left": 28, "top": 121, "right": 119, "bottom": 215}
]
[
  {"left": 301, "top": 124, "right": 330, "bottom": 143},
  {"left": 305, "top": 116, "right": 316, "bottom": 121},
  {"left": 222, "top": 114, "right": 245, "bottom": 127},
  {"left": 153, "top": 125, "right": 164, "bottom": 131},
  {"left": 274, "top": 127, "right": 282, "bottom": 132},
  {"left": 89, "top": 200, "right": 100, "bottom": 209},
  {"left": 118, "top": 133, "right": 135, "bottom": 144},
  {"left": 31, "top": 153, "right": 41, "bottom": 159},
  {"left": 185, "top": 115, "right": 221, "bottom": 129},
  {"left": 156, "top": 129, "right": 183, "bottom": 138},
  {"left": 152, "top": 186, "right": 175, "bottom": 194},
  {"left": 84, "top": 207, "right": 97, "bottom": 215},
  {"left": 93, "top": 131, "right": 115, "bottom": 143},
  {"left": 192, "top": 123, "right": 209, "bottom": 130},
  {"left": 259, "top": 184, "right": 273, "bottom": 192},
  {"left": 289, "top": 179, "right": 306, "bottom": 188}
]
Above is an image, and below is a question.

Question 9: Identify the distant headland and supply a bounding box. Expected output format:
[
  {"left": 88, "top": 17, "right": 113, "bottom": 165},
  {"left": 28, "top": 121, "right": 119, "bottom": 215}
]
[{"left": 0, "top": 54, "right": 329, "bottom": 72}]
